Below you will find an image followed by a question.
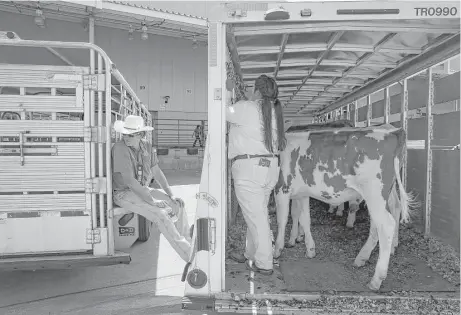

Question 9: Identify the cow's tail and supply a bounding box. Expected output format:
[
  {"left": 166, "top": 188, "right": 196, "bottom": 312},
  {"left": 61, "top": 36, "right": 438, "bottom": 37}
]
[{"left": 393, "top": 156, "right": 420, "bottom": 223}]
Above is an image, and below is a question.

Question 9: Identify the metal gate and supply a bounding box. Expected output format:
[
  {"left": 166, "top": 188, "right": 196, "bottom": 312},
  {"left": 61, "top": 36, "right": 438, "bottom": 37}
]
[{"left": 0, "top": 64, "right": 94, "bottom": 256}]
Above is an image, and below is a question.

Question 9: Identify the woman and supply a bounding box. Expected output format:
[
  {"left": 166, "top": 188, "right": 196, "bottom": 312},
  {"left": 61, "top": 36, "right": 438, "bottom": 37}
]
[{"left": 227, "top": 75, "right": 286, "bottom": 275}]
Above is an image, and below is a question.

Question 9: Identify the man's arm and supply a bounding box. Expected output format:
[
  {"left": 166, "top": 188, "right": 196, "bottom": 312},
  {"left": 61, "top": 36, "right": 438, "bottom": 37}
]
[
  {"left": 151, "top": 164, "right": 173, "bottom": 197},
  {"left": 113, "top": 144, "right": 159, "bottom": 207}
]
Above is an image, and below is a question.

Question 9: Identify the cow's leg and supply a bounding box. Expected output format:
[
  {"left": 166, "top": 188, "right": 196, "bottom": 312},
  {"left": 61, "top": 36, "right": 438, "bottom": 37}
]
[
  {"left": 287, "top": 199, "right": 302, "bottom": 248},
  {"left": 360, "top": 186, "right": 396, "bottom": 291},
  {"left": 296, "top": 219, "right": 305, "bottom": 243},
  {"left": 388, "top": 185, "right": 401, "bottom": 255},
  {"left": 336, "top": 203, "right": 345, "bottom": 217},
  {"left": 346, "top": 199, "right": 361, "bottom": 228},
  {"left": 328, "top": 204, "right": 336, "bottom": 214},
  {"left": 297, "top": 197, "right": 315, "bottom": 258},
  {"left": 274, "top": 192, "right": 291, "bottom": 259},
  {"left": 353, "top": 218, "right": 378, "bottom": 267}
]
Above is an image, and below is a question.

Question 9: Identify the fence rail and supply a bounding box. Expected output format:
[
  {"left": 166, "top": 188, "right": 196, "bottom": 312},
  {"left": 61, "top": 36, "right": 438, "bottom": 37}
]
[{"left": 151, "top": 115, "right": 208, "bottom": 148}]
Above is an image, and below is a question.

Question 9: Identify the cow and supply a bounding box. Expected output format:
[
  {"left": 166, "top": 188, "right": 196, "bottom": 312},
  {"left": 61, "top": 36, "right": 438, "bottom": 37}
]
[{"left": 273, "top": 124, "right": 417, "bottom": 291}]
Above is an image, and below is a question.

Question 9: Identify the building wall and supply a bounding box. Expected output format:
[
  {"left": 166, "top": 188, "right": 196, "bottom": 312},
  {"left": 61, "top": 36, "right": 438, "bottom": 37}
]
[{"left": 0, "top": 10, "right": 208, "bottom": 115}]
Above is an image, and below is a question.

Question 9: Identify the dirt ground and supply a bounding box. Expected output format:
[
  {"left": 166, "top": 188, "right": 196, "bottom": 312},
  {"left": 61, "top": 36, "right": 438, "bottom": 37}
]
[{"left": 226, "top": 199, "right": 460, "bottom": 313}]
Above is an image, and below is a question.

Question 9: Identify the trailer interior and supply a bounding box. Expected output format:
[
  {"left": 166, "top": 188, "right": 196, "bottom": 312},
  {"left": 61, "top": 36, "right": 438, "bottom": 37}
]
[{"left": 182, "top": 2, "right": 460, "bottom": 313}]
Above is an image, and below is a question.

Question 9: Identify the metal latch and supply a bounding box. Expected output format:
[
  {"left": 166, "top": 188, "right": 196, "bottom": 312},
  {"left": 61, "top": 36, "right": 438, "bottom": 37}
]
[
  {"left": 85, "top": 177, "right": 107, "bottom": 194},
  {"left": 196, "top": 217, "right": 217, "bottom": 255},
  {"left": 214, "top": 88, "right": 222, "bottom": 100},
  {"left": 83, "top": 74, "right": 105, "bottom": 91},
  {"left": 84, "top": 126, "right": 107, "bottom": 143},
  {"left": 86, "top": 228, "right": 101, "bottom": 244}
]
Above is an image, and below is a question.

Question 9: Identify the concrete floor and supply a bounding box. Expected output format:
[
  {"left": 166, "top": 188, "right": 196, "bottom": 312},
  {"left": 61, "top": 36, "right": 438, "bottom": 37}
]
[{"left": 0, "top": 170, "right": 202, "bottom": 315}]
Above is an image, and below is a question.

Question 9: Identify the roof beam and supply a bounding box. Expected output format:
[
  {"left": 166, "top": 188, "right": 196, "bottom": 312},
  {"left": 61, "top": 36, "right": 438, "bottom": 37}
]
[
  {"left": 274, "top": 34, "right": 289, "bottom": 79},
  {"left": 234, "top": 21, "right": 460, "bottom": 37},
  {"left": 318, "top": 33, "right": 460, "bottom": 115},
  {"left": 301, "top": 33, "right": 397, "bottom": 113},
  {"left": 240, "top": 59, "right": 396, "bottom": 69},
  {"left": 238, "top": 44, "right": 422, "bottom": 55},
  {"left": 243, "top": 70, "right": 379, "bottom": 80},
  {"left": 288, "top": 31, "right": 345, "bottom": 106}
]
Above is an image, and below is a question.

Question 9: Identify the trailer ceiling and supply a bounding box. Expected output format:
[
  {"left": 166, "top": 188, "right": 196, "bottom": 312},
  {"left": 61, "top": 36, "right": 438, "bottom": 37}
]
[{"left": 227, "top": 19, "right": 460, "bottom": 117}]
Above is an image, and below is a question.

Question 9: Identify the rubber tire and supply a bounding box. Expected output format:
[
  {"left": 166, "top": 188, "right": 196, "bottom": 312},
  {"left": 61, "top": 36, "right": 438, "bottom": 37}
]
[{"left": 138, "top": 215, "right": 151, "bottom": 242}]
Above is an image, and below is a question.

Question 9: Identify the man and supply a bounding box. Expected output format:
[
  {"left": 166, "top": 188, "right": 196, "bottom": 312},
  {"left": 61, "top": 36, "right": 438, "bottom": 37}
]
[
  {"left": 112, "top": 115, "right": 192, "bottom": 262},
  {"left": 192, "top": 125, "right": 203, "bottom": 147}
]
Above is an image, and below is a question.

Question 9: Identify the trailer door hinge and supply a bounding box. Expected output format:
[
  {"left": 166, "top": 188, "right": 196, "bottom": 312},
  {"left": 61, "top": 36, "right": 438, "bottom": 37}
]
[
  {"left": 86, "top": 228, "right": 102, "bottom": 244},
  {"left": 84, "top": 74, "right": 105, "bottom": 91},
  {"left": 84, "top": 126, "right": 107, "bottom": 143},
  {"left": 85, "top": 177, "right": 107, "bottom": 194},
  {"left": 196, "top": 218, "right": 216, "bottom": 255}
]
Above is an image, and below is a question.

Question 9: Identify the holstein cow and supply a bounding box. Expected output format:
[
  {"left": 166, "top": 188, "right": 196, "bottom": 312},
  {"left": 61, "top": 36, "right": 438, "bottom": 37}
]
[{"left": 274, "top": 124, "right": 416, "bottom": 291}]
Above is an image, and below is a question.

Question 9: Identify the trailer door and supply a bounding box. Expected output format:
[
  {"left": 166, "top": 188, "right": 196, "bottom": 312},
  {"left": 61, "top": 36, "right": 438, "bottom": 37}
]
[{"left": 0, "top": 64, "right": 94, "bottom": 256}]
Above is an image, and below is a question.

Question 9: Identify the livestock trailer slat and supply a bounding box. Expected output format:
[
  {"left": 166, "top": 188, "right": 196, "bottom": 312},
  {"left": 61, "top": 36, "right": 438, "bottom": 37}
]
[
  {"left": 0, "top": 194, "right": 87, "bottom": 212},
  {"left": 0, "top": 95, "right": 83, "bottom": 112}
]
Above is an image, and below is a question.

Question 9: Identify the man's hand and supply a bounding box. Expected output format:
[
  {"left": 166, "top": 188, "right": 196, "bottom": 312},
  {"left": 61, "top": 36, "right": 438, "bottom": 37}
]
[
  {"left": 152, "top": 199, "right": 169, "bottom": 208},
  {"left": 169, "top": 195, "right": 185, "bottom": 208}
]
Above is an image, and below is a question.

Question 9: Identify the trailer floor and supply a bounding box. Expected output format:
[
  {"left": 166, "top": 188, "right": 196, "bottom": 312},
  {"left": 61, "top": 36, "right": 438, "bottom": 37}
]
[{"left": 226, "top": 200, "right": 460, "bottom": 296}]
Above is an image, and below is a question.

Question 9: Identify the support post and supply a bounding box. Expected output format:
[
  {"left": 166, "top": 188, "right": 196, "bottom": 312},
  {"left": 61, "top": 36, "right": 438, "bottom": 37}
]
[
  {"left": 366, "top": 95, "right": 372, "bottom": 127},
  {"left": 384, "top": 87, "right": 390, "bottom": 124},
  {"left": 424, "top": 67, "right": 434, "bottom": 238},
  {"left": 400, "top": 79, "right": 408, "bottom": 190},
  {"left": 353, "top": 101, "right": 358, "bottom": 127}
]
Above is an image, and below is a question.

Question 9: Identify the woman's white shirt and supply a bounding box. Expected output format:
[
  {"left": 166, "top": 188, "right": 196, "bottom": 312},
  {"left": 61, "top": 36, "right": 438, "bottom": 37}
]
[{"left": 227, "top": 100, "right": 278, "bottom": 159}]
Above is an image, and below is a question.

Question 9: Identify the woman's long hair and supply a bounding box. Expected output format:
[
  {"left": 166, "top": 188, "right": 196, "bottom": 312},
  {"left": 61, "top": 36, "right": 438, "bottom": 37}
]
[{"left": 254, "top": 75, "right": 286, "bottom": 153}]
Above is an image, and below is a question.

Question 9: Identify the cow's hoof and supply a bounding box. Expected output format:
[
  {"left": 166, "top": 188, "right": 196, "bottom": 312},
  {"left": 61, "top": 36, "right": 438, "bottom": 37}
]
[
  {"left": 367, "top": 280, "right": 381, "bottom": 291},
  {"left": 295, "top": 235, "right": 304, "bottom": 243},
  {"left": 305, "top": 248, "right": 316, "bottom": 259},
  {"left": 273, "top": 250, "right": 283, "bottom": 259},
  {"left": 391, "top": 246, "right": 397, "bottom": 255},
  {"left": 353, "top": 258, "right": 366, "bottom": 268},
  {"left": 286, "top": 242, "right": 295, "bottom": 248},
  {"left": 346, "top": 223, "right": 354, "bottom": 229},
  {"left": 336, "top": 212, "right": 343, "bottom": 217}
]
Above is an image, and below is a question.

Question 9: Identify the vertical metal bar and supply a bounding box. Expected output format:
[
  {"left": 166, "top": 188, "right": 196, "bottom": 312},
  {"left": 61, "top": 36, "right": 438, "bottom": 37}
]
[
  {"left": 177, "top": 120, "right": 180, "bottom": 146},
  {"left": 89, "top": 16, "right": 97, "bottom": 230},
  {"left": 353, "top": 100, "right": 358, "bottom": 127},
  {"left": 97, "top": 53, "right": 105, "bottom": 229},
  {"left": 366, "top": 95, "right": 372, "bottom": 127},
  {"left": 104, "top": 61, "right": 114, "bottom": 256},
  {"left": 384, "top": 87, "right": 390, "bottom": 124},
  {"left": 346, "top": 104, "right": 350, "bottom": 121},
  {"left": 400, "top": 79, "right": 408, "bottom": 190},
  {"left": 424, "top": 67, "right": 434, "bottom": 237}
]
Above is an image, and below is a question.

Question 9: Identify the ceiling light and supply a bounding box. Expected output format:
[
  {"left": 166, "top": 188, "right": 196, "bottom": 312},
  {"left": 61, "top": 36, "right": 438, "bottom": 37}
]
[
  {"left": 34, "top": 9, "right": 46, "bottom": 28},
  {"left": 141, "top": 24, "right": 148, "bottom": 41},
  {"left": 264, "top": 7, "right": 290, "bottom": 21},
  {"left": 192, "top": 37, "right": 198, "bottom": 49},
  {"left": 128, "top": 24, "right": 134, "bottom": 40}
]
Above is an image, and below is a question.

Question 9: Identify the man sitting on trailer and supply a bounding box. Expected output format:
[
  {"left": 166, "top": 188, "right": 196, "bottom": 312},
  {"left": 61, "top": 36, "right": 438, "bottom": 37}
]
[{"left": 111, "top": 115, "right": 192, "bottom": 262}]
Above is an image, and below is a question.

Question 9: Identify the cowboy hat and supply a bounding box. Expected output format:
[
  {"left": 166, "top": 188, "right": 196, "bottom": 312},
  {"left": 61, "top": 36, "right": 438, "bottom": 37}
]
[{"left": 113, "top": 115, "right": 153, "bottom": 135}]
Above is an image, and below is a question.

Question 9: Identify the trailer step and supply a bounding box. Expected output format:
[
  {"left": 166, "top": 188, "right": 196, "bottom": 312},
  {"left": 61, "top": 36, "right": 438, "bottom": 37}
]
[{"left": 0, "top": 251, "right": 131, "bottom": 271}]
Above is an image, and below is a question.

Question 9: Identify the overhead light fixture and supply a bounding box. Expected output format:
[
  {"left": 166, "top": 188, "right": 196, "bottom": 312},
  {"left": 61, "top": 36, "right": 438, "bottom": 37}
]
[
  {"left": 192, "top": 37, "right": 198, "bottom": 49},
  {"left": 34, "top": 8, "right": 46, "bottom": 28},
  {"left": 128, "top": 24, "right": 134, "bottom": 40},
  {"left": 264, "top": 6, "right": 290, "bottom": 21},
  {"left": 141, "top": 23, "right": 148, "bottom": 41}
]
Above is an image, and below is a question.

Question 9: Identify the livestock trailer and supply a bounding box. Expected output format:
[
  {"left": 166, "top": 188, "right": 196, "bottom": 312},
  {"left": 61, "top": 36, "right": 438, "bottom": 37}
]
[
  {"left": 0, "top": 30, "right": 153, "bottom": 271},
  {"left": 182, "top": 1, "right": 460, "bottom": 314}
]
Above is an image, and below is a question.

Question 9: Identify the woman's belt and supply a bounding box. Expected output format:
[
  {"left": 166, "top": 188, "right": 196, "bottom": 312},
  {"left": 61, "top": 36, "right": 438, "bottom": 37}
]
[{"left": 231, "top": 154, "right": 279, "bottom": 165}]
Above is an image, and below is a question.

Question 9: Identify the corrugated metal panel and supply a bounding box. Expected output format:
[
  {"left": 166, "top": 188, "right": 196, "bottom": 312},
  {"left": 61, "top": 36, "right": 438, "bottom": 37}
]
[
  {"left": 105, "top": 0, "right": 208, "bottom": 21},
  {"left": 0, "top": 194, "right": 87, "bottom": 212},
  {"left": 0, "top": 121, "right": 84, "bottom": 136}
]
